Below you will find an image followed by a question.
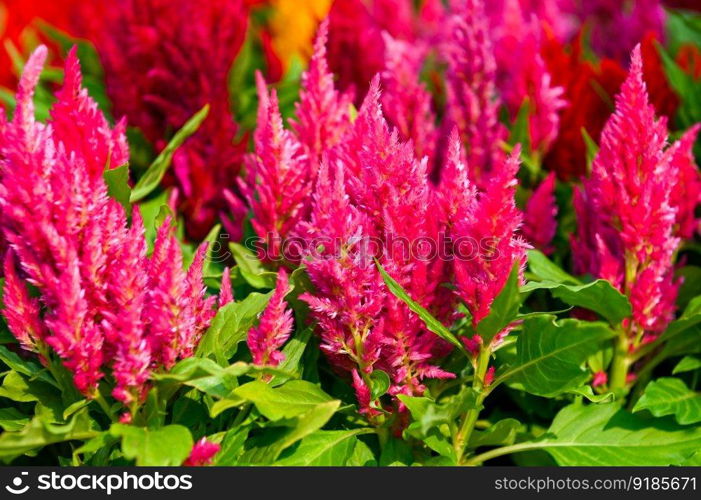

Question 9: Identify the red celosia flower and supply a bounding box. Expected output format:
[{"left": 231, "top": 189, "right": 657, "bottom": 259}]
[
  {"left": 183, "top": 438, "right": 220, "bottom": 466},
  {"left": 247, "top": 269, "right": 294, "bottom": 367},
  {"left": 80, "top": 0, "right": 248, "bottom": 240},
  {"left": 542, "top": 33, "right": 627, "bottom": 180}
]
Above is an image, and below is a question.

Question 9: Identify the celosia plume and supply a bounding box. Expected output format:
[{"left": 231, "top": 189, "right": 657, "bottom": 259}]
[
  {"left": 573, "top": 45, "right": 680, "bottom": 337},
  {"left": 183, "top": 438, "right": 220, "bottom": 466},
  {"left": 247, "top": 269, "right": 294, "bottom": 367},
  {"left": 238, "top": 73, "right": 311, "bottom": 266},
  {"left": 523, "top": 172, "right": 558, "bottom": 254}
]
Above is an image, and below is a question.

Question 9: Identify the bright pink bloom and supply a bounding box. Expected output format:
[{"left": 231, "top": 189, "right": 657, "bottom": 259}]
[
  {"left": 443, "top": 0, "right": 506, "bottom": 186},
  {"left": 80, "top": 0, "right": 248, "bottom": 240},
  {"left": 247, "top": 269, "right": 293, "bottom": 366},
  {"left": 450, "top": 142, "right": 528, "bottom": 331},
  {"left": 291, "top": 19, "right": 353, "bottom": 164},
  {"left": 523, "top": 172, "right": 558, "bottom": 254},
  {"left": 238, "top": 73, "right": 311, "bottom": 266},
  {"left": 183, "top": 438, "right": 220, "bottom": 466},
  {"left": 573, "top": 45, "right": 679, "bottom": 335},
  {"left": 573, "top": 0, "right": 665, "bottom": 62},
  {"left": 668, "top": 125, "right": 701, "bottom": 240},
  {"left": 219, "top": 267, "right": 234, "bottom": 307},
  {"left": 0, "top": 46, "right": 215, "bottom": 400},
  {"left": 381, "top": 33, "right": 437, "bottom": 162},
  {"left": 487, "top": 0, "right": 566, "bottom": 153}
]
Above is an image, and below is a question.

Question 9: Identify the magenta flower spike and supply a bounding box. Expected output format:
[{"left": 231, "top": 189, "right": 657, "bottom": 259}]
[
  {"left": 219, "top": 267, "right": 234, "bottom": 307},
  {"left": 247, "top": 269, "right": 294, "bottom": 367},
  {"left": 523, "top": 172, "right": 558, "bottom": 254},
  {"left": 183, "top": 438, "right": 221, "bottom": 466},
  {"left": 240, "top": 73, "right": 311, "bottom": 266},
  {"left": 291, "top": 19, "right": 353, "bottom": 164},
  {"left": 668, "top": 125, "right": 701, "bottom": 240},
  {"left": 574, "top": 45, "right": 680, "bottom": 337},
  {"left": 443, "top": 0, "right": 507, "bottom": 186}
]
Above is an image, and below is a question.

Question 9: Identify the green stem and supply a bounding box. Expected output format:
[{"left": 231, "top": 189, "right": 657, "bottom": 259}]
[
  {"left": 231, "top": 402, "right": 252, "bottom": 428},
  {"left": 94, "top": 392, "right": 116, "bottom": 422},
  {"left": 453, "top": 347, "right": 491, "bottom": 464},
  {"left": 464, "top": 441, "right": 546, "bottom": 466},
  {"left": 609, "top": 332, "right": 630, "bottom": 391}
]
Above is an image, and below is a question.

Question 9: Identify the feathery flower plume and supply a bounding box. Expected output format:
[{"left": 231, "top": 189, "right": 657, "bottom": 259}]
[
  {"left": 668, "top": 125, "right": 701, "bottom": 240},
  {"left": 291, "top": 19, "right": 353, "bottom": 163},
  {"left": 451, "top": 142, "right": 528, "bottom": 333},
  {"left": 443, "top": 0, "right": 506, "bottom": 186},
  {"left": 247, "top": 269, "right": 294, "bottom": 367},
  {"left": 219, "top": 267, "right": 234, "bottom": 307},
  {"left": 81, "top": 0, "right": 248, "bottom": 240},
  {"left": 0, "top": 46, "right": 215, "bottom": 403},
  {"left": 381, "top": 33, "right": 437, "bottom": 162},
  {"left": 573, "top": 45, "right": 679, "bottom": 340},
  {"left": 183, "top": 438, "right": 220, "bottom": 466},
  {"left": 488, "top": 0, "right": 565, "bottom": 154},
  {"left": 523, "top": 172, "right": 558, "bottom": 254},
  {"left": 239, "top": 73, "right": 311, "bottom": 266}
]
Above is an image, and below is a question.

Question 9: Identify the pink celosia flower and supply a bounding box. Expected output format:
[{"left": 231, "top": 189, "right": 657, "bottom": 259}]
[
  {"left": 668, "top": 125, "right": 701, "bottom": 240},
  {"left": 291, "top": 19, "right": 353, "bottom": 164},
  {"left": 442, "top": 0, "right": 506, "bottom": 186},
  {"left": 487, "top": 0, "right": 566, "bottom": 153},
  {"left": 80, "top": 0, "right": 248, "bottom": 240},
  {"left": 381, "top": 33, "right": 437, "bottom": 162},
  {"left": 0, "top": 46, "right": 215, "bottom": 403},
  {"left": 247, "top": 269, "right": 294, "bottom": 367},
  {"left": 573, "top": 0, "right": 665, "bottom": 62},
  {"left": 238, "top": 73, "right": 311, "bottom": 266},
  {"left": 183, "top": 438, "right": 220, "bottom": 466},
  {"left": 451, "top": 145, "right": 529, "bottom": 332},
  {"left": 219, "top": 267, "right": 234, "bottom": 307},
  {"left": 573, "top": 45, "right": 679, "bottom": 336},
  {"left": 523, "top": 172, "right": 558, "bottom": 254}
]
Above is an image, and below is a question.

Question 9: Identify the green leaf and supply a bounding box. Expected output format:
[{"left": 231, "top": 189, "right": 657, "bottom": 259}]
[
  {"left": 521, "top": 280, "right": 631, "bottom": 325},
  {"left": 238, "top": 400, "right": 340, "bottom": 464},
  {"left": 110, "top": 424, "right": 193, "bottom": 466},
  {"left": 213, "top": 426, "right": 250, "bottom": 465},
  {"left": 469, "top": 418, "right": 521, "bottom": 448},
  {"left": 234, "top": 380, "right": 335, "bottom": 421},
  {"left": 526, "top": 249, "right": 581, "bottom": 285},
  {"left": 229, "top": 242, "right": 277, "bottom": 289},
  {"left": 0, "top": 407, "right": 29, "bottom": 432},
  {"left": 275, "top": 429, "right": 372, "bottom": 466},
  {"left": 0, "top": 410, "right": 97, "bottom": 461},
  {"left": 498, "top": 316, "right": 616, "bottom": 397},
  {"left": 476, "top": 263, "right": 522, "bottom": 343},
  {"left": 581, "top": 128, "right": 599, "bottom": 169},
  {"left": 568, "top": 385, "right": 615, "bottom": 403},
  {"left": 130, "top": 105, "right": 209, "bottom": 202},
  {"left": 196, "top": 291, "right": 272, "bottom": 363},
  {"left": 0, "top": 344, "right": 56, "bottom": 386},
  {"left": 633, "top": 378, "right": 701, "bottom": 425},
  {"left": 103, "top": 163, "right": 132, "bottom": 211},
  {"left": 376, "top": 259, "right": 463, "bottom": 350},
  {"left": 369, "top": 370, "right": 390, "bottom": 400},
  {"left": 536, "top": 403, "right": 701, "bottom": 466},
  {"left": 673, "top": 356, "right": 701, "bottom": 374}
]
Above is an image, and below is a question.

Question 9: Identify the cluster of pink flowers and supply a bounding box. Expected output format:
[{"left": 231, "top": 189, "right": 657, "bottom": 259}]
[
  {"left": 0, "top": 47, "right": 216, "bottom": 408},
  {"left": 573, "top": 45, "right": 700, "bottom": 342},
  {"left": 239, "top": 20, "right": 528, "bottom": 414}
]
